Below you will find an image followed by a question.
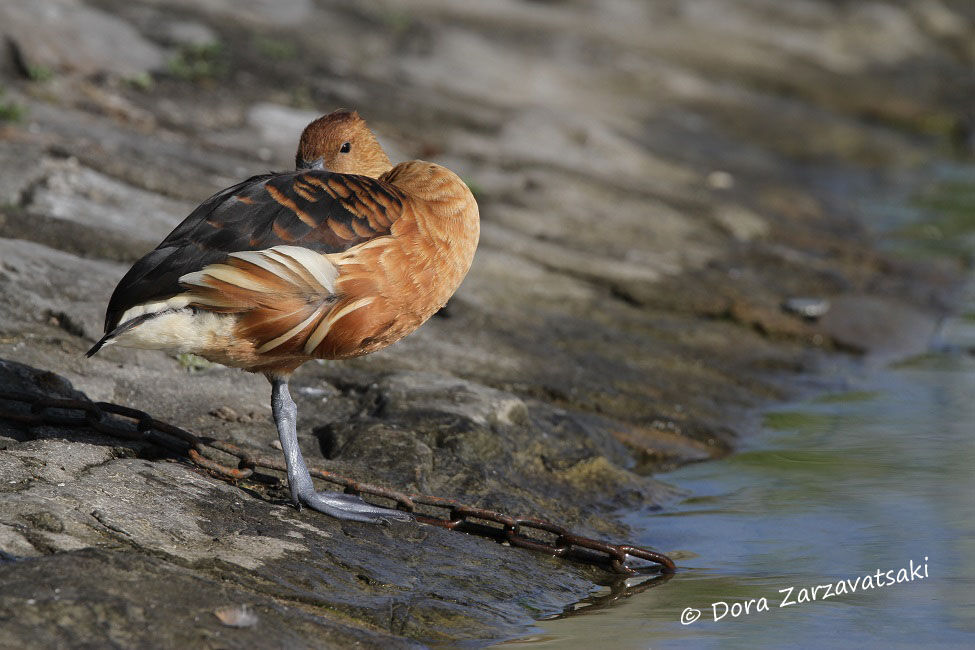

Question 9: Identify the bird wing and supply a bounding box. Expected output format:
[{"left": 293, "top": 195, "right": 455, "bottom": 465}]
[{"left": 102, "top": 170, "right": 405, "bottom": 334}]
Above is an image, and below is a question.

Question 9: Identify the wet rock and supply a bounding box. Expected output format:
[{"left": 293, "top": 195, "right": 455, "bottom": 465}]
[
  {"left": 0, "top": 0, "right": 164, "bottom": 78},
  {"left": 155, "top": 20, "right": 221, "bottom": 49},
  {"left": 4, "top": 438, "right": 115, "bottom": 485},
  {"left": 612, "top": 423, "right": 719, "bottom": 469},
  {"left": 0, "top": 142, "right": 49, "bottom": 205},
  {"left": 374, "top": 371, "right": 529, "bottom": 429},
  {"left": 455, "top": 108, "right": 698, "bottom": 193},
  {"left": 677, "top": 0, "right": 935, "bottom": 74},
  {"left": 20, "top": 100, "right": 255, "bottom": 201},
  {"left": 0, "top": 548, "right": 421, "bottom": 649},
  {"left": 0, "top": 525, "right": 35, "bottom": 558},
  {"left": 24, "top": 157, "right": 193, "bottom": 249},
  {"left": 138, "top": 0, "right": 315, "bottom": 28},
  {"left": 322, "top": 422, "right": 436, "bottom": 490},
  {"left": 713, "top": 204, "right": 770, "bottom": 243},
  {"left": 0, "top": 238, "right": 126, "bottom": 342},
  {"left": 244, "top": 102, "right": 320, "bottom": 162},
  {"left": 819, "top": 294, "right": 941, "bottom": 361}
]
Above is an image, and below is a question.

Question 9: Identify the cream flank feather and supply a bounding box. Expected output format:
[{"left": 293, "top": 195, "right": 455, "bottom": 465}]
[{"left": 178, "top": 245, "right": 343, "bottom": 357}]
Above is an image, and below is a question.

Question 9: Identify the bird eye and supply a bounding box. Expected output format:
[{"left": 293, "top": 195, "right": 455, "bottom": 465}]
[{"left": 340, "top": 142, "right": 351, "bottom": 153}]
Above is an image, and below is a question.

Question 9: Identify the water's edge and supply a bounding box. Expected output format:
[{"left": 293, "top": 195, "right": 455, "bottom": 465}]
[{"left": 518, "top": 166, "right": 975, "bottom": 648}]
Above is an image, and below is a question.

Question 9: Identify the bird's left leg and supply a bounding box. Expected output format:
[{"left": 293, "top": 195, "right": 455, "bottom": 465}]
[{"left": 269, "top": 376, "right": 411, "bottom": 524}]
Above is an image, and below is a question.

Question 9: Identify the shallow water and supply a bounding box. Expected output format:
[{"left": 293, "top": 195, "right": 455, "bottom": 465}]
[
  {"left": 513, "top": 173, "right": 975, "bottom": 648},
  {"left": 516, "top": 316, "right": 975, "bottom": 648}
]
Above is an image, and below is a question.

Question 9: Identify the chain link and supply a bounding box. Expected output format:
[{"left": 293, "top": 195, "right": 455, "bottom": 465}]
[{"left": 0, "top": 390, "right": 675, "bottom": 574}]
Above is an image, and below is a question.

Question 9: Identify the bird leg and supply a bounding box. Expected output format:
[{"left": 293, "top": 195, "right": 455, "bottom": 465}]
[{"left": 269, "top": 377, "right": 411, "bottom": 523}]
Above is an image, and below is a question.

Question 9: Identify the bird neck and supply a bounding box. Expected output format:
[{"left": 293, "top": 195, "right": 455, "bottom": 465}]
[{"left": 358, "top": 144, "right": 393, "bottom": 178}]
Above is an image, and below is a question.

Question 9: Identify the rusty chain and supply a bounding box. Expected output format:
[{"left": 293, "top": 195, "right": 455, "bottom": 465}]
[{"left": 0, "top": 390, "right": 675, "bottom": 575}]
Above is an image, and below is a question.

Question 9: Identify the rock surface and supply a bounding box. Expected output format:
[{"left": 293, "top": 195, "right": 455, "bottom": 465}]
[
  {"left": 0, "top": 0, "right": 165, "bottom": 78},
  {"left": 0, "top": 0, "right": 972, "bottom": 646}
]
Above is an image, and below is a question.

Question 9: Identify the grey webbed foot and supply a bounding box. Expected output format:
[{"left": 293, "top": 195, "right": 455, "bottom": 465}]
[
  {"left": 270, "top": 376, "right": 411, "bottom": 525},
  {"left": 296, "top": 488, "right": 412, "bottom": 524}
]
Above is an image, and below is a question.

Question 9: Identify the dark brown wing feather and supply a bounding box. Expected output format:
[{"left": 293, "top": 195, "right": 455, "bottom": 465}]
[{"left": 103, "top": 170, "right": 404, "bottom": 332}]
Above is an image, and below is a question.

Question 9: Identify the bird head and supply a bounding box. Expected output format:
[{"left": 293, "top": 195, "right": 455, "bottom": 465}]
[{"left": 295, "top": 109, "right": 393, "bottom": 178}]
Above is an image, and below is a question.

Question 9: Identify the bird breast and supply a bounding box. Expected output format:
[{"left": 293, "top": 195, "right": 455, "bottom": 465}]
[{"left": 320, "top": 167, "right": 480, "bottom": 359}]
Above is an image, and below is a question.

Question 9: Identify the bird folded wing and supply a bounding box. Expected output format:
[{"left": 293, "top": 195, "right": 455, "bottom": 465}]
[
  {"left": 101, "top": 171, "right": 405, "bottom": 336},
  {"left": 179, "top": 245, "right": 342, "bottom": 355}
]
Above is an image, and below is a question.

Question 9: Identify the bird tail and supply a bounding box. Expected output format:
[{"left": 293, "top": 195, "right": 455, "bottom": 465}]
[
  {"left": 85, "top": 334, "right": 111, "bottom": 358},
  {"left": 85, "top": 309, "right": 178, "bottom": 357}
]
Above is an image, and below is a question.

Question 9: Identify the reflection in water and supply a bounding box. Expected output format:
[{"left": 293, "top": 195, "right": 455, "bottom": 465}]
[
  {"left": 542, "top": 572, "right": 675, "bottom": 620},
  {"left": 521, "top": 305, "right": 975, "bottom": 648}
]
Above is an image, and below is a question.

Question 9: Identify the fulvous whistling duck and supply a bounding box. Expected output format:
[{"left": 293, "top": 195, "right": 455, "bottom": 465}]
[{"left": 87, "top": 110, "right": 480, "bottom": 523}]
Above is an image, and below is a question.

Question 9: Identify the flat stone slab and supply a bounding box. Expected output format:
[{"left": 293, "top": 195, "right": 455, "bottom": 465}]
[{"left": 0, "top": 0, "right": 164, "bottom": 78}]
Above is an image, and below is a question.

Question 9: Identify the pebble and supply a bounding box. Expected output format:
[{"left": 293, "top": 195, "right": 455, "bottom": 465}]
[{"left": 783, "top": 297, "right": 831, "bottom": 320}]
